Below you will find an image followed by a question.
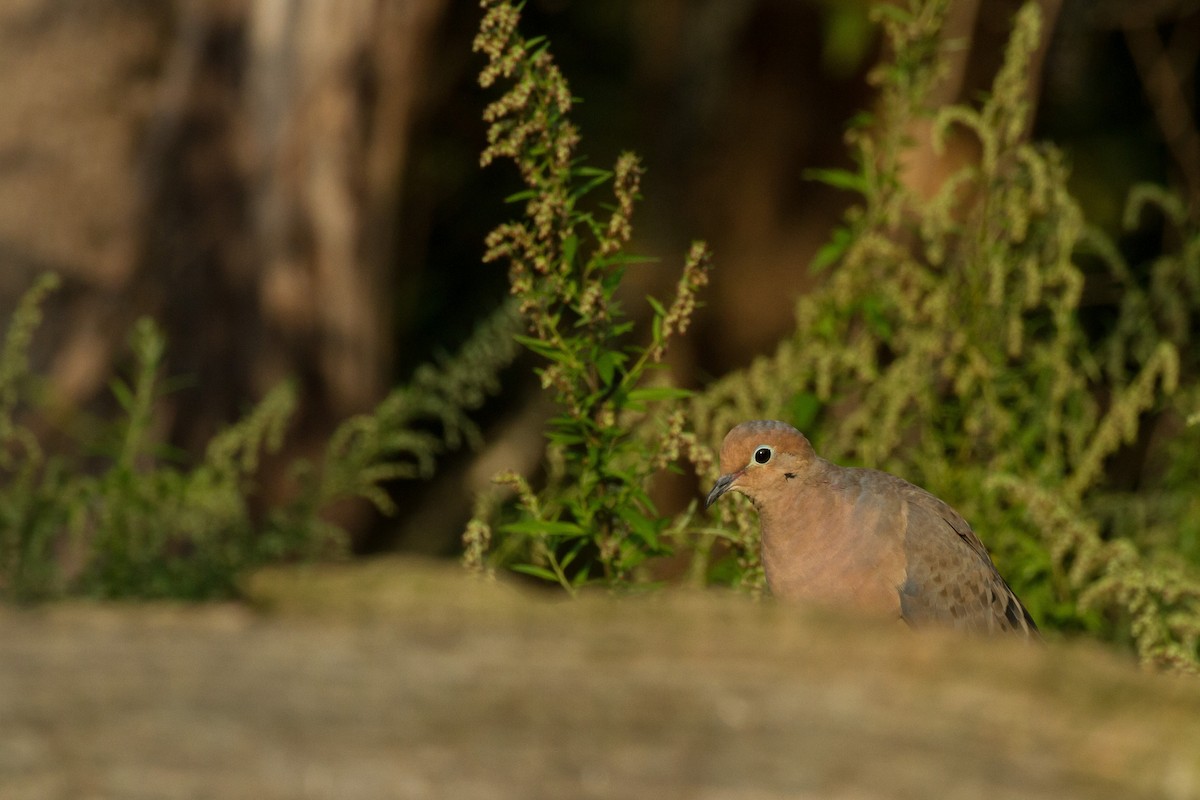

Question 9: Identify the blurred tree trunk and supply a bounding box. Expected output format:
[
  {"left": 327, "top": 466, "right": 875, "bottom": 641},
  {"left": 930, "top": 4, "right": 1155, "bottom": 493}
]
[
  {"left": 0, "top": 0, "right": 446, "bottom": 454},
  {"left": 0, "top": 1, "right": 165, "bottom": 389},
  {"left": 143, "top": 0, "right": 448, "bottom": 453}
]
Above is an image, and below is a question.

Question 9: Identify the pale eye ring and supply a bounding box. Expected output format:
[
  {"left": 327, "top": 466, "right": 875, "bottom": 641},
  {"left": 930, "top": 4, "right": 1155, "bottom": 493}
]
[{"left": 753, "top": 445, "right": 773, "bottom": 465}]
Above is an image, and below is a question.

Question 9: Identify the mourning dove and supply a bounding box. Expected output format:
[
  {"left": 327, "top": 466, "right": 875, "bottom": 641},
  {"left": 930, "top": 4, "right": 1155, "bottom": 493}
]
[{"left": 706, "top": 420, "right": 1037, "bottom": 636}]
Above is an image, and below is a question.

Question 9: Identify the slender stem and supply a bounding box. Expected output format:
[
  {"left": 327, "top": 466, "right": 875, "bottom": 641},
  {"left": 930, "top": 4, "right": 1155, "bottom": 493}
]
[{"left": 545, "top": 546, "right": 576, "bottom": 596}]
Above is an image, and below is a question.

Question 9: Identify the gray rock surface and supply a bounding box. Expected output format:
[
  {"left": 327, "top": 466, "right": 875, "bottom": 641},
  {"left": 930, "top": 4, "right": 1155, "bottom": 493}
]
[{"left": 2, "top": 558, "right": 1198, "bottom": 799}]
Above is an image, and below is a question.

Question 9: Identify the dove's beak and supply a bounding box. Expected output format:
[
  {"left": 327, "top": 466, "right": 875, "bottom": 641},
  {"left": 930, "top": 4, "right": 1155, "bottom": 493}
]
[{"left": 705, "top": 473, "right": 738, "bottom": 509}]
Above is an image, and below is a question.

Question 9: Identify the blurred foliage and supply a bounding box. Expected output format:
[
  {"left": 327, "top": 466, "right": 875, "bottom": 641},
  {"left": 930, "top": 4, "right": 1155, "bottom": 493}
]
[
  {"left": 463, "top": 0, "right": 1200, "bottom": 673},
  {"left": 691, "top": 0, "right": 1200, "bottom": 672},
  {"left": 0, "top": 278, "right": 519, "bottom": 601}
]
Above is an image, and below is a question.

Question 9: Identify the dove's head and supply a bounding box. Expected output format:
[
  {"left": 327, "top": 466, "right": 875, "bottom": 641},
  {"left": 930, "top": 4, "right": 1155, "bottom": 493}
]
[{"left": 705, "top": 420, "right": 818, "bottom": 509}]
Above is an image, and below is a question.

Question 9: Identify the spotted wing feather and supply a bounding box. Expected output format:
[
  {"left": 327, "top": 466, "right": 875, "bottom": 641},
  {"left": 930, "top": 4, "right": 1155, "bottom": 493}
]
[{"left": 894, "top": 480, "right": 1037, "bottom": 636}]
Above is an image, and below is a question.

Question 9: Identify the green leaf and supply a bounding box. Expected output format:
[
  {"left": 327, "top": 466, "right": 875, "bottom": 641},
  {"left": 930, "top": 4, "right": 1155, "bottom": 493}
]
[
  {"left": 803, "top": 167, "right": 869, "bottom": 194},
  {"left": 513, "top": 334, "right": 570, "bottom": 363},
  {"left": 558, "top": 545, "right": 579, "bottom": 572},
  {"left": 562, "top": 234, "right": 579, "bottom": 271},
  {"left": 510, "top": 564, "right": 560, "bottom": 582},
  {"left": 504, "top": 189, "right": 536, "bottom": 204},
  {"left": 551, "top": 412, "right": 596, "bottom": 432},
  {"left": 846, "top": 111, "right": 874, "bottom": 130},
  {"left": 500, "top": 519, "right": 586, "bottom": 537},
  {"left": 610, "top": 320, "right": 635, "bottom": 337},
  {"left": 627, "top": 386, "right": 691, "bottom": 403},
  {"left": 109, "top": 379, "right": 134, "bottom": 413},
  {"left": 546, "top": 430, "right": 585, "bottom": 446},
  {"left": 811, "top": 226, "right": 853, "bottom": 273},
  {"left": 617, "top": 505, "right": 667, "bottom": 549},
  {"left": 572, "top": 171, "right": 612, "bottom": 201},
  {"left": 595, "top": 350, "right": 627, "bottom": 386},
  {"left": 600, "top": 268, "right": 627, "bottom": 294},
  {"left": 605, "top": 253, "right": 657, "bottom": 267}
]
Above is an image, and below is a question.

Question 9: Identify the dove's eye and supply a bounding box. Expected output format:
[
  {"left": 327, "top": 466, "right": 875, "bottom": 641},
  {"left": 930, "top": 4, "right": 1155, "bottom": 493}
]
[{"left": 753, "top": 446, "right": 773, "bottom": 465}]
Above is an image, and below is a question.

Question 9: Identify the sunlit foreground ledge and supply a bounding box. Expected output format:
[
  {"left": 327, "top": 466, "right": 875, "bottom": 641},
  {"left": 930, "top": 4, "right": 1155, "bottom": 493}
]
[{"left": 2, "top": 557, "right": 1198, "bottom": 799}]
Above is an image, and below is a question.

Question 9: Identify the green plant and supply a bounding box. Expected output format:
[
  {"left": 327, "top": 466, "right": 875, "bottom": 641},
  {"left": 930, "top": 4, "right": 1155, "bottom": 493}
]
[
  {"left": 457, "top": 0, "right": 1200, "bottom": 671},
  {"left": 0, "top": 280, "right": 519, "bottom": 601},
  {"left": 464, "top": 0, "right": 712, "bottom": 590},
  {"left": 0, "top": 273, "right": 67, "bottom": 598},
  {"left": 688, "top": 0, "right": 1200, "bottom": 671},
  {"left": 77, "top": 318, "right": 310, "bottom": 599}
]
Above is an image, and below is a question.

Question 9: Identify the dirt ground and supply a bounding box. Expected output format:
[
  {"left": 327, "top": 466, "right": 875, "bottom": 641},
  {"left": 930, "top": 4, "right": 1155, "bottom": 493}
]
[{"left": 2, "top": 558, "right": 1198, "bottom": 799}]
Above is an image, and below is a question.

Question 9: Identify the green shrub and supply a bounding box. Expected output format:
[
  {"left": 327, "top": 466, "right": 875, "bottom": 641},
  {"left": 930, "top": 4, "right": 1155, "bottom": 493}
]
[
  {"left": 689, "top": 1, "right": 1200, "bottom": 671},
  {"left": 463, "top": 0, "right": 1200, "bottom": 672},
  {"left": 463, "top": 0, "right": 712, "bottom": 591},
  {"left": 0, "top": 279, "right": 518, "bottom": 601}
]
